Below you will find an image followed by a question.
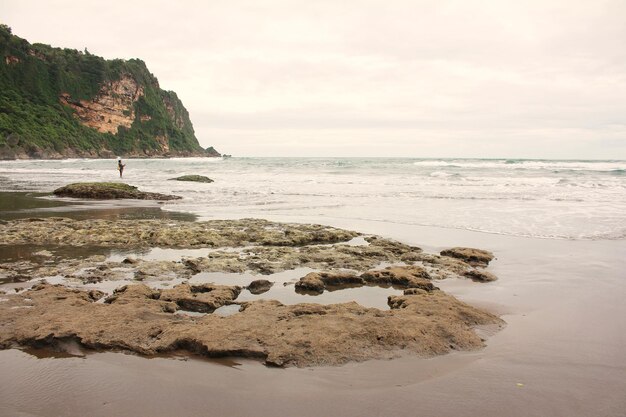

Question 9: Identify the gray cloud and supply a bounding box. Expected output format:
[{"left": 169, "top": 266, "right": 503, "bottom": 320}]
[{"left": 3, "top": 0, "right": 626, "bottom": 157}]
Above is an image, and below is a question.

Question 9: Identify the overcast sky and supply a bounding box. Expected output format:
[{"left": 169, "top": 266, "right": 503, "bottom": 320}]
[{"left": 3, "top": 0, "right": 626, "bottom": 158}]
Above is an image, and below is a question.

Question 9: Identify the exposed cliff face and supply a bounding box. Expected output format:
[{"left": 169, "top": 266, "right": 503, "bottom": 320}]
[
  {"left": 60, "top": 74, "right": 144, "bottom": 135},
  {"left": 4, "top": 55, "right": 19, "bottom": 65},
  {"left": 155, "top": 135, "right": 169, "bottom": 153},
  {"left": 162, "top": 94, "right": 185, "bottom": 129},
  {"left": 0, "top": 25, "right": 221, "bottom": 159}
]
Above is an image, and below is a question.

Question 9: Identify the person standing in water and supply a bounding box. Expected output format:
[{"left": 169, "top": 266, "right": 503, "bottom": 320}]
[{"left": 117, "top": 158, "right": 126, "bottom": 178}]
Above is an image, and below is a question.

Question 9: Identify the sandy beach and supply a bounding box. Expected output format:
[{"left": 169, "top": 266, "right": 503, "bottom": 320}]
[{"left": 0, "top": 193, "right": 624, "bottom": 417}]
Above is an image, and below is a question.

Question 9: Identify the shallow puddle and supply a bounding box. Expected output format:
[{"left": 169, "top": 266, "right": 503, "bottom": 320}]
[
  {"left": 13, "top": 266, "right": 405, "bottom": 311},
  {"left": 174, "top": 310, "right": 208, "bottom": 318},
  {"left": 190, "top": 268, "right": 316, "bottom": 287},
  {"left": 191, "top": 268, "right": 402, "bottom": 310},
  {"left": 343, "top": 236, "right": 371, "bottom": 246},
  {"left": 0, "top": 192, "right": 198, "bottom": 222},
  {"left": 0, "top": 244, "right": 116, "bottom": 263},
  {"left": 213, "top": 304, "right": 242, "bottom": 316},
  {"left": 106, "top": 247, "right": 212, "bottom": 263},
  {"left": 1, "top": 230, "right": 405, "bottom": 311}
]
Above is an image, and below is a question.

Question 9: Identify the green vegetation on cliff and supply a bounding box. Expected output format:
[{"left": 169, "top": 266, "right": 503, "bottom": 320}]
[{"left": 0, "top": 24, "right": 219, "bottom": 159}]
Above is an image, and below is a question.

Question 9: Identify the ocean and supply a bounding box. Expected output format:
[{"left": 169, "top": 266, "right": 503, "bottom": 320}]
[{"left": 0, "top": 157, "right": 624, "bottom": 240}]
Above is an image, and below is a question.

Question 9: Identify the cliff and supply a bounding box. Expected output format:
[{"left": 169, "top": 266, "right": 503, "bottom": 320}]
[{"left": 0, "top": 25, "right": 220, "bottom": 159}]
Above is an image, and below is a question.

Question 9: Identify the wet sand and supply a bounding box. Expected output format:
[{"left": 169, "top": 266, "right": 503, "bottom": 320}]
[
  {"left": 0, "top": 191, "right": 197, "bottom": 221},
  {"left": 1, "top": 197, "right": 625, "bottom": 416}
]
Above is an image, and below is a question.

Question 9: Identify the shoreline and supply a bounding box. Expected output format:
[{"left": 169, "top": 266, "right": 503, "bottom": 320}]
[
  {"left": 0, "top": 191, "right": 198, "bottom": 222},
  {"left": 1, "top": 192, "right": 625, "bottom": 416}
]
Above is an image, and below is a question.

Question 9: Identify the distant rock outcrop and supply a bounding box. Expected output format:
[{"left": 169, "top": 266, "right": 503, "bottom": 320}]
[{"left": 168, "top": 175, "right": 214, "bottom": 183}]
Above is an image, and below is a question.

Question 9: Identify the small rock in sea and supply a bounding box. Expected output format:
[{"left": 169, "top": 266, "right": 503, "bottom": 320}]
[{"left": 168, "top": 175, "right": 214, "bottom": 183}]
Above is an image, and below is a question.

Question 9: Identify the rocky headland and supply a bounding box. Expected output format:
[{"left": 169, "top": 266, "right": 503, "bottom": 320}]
[
  {"left": 0, "top": 25, "right": 221, "bottom": 160},
  {"left": 0, "top": 217, "right": 503, "bottom": 367}
]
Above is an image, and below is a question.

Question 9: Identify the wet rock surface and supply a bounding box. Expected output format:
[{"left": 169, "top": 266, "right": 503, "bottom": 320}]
[
  {"left": 169, "top": 175, "right": 214, "bottom": 183},
  {"left": 0, "top": 217, "right": 503, "bottom": 367},
  {"left": 0, "top": 282, "right": 502, "bottom": 367},
  {"left": 247, "top": 280, "right": 273, "bottom": 295},
  {"left": 52, "top": 182, "right": 181, "bottom": 201},
  {"left": 159, "top": 283, "right": 241, "bottom": 313},
  {"left": 440, "top": 247, "right": 494, "bottom": 266},
  {"left": 0, "top": 218, "right": 358, "bottom": 248},
  {"left": 361, "top": 266, "right": 434, "bottom": 289},
  {"left": 463, "top": 269, "right": 498, "bottom": 282},
  {"left": 295, "top": 266, "right": 437, "bottom": 294},
  {"left": 295, "top": 271, "right": 362, "bottom": 294}
]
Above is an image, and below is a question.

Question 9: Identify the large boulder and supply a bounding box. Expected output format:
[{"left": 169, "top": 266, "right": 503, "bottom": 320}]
[{"left": 53, "top": 182, "right": 181, "bottom": 200}]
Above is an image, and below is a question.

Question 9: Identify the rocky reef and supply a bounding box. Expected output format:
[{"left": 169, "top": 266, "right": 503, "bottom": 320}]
[
  {"left": 0, "top": 217, "right": 503, "bottom": 367},
  {"left": 52, "top": 182, "right": 181, "bottom": 200},
  {"left": 0, "top": 281, "right": 500, "bottom": 367}
]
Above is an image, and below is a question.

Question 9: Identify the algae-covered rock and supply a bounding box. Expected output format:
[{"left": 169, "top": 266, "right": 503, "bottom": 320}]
[
  {"left": 0, "top": 218, "right": 500, "bottom": 286},
  {"left": 440, "top": 247, "right": 494, "bottom": 266},
  {"left": 295, "top": 272, "right": 363, "bottom": 294},
  {"left": 361, "top": 266, "right": 436, "bottom": 291},
  {"left": 295, "top": 266, "right": 437, "bottom": 295},
  {"left": 0, "top": 218, "right": 358, "bottom": 248},
  {"left": 52, "top": 182, "right": 181, "bottom": 200},
  {"left": 159, "top": 283, "right": 241, "bottom": 313},
  {"left": 169, "top": 175, "right": 214, "bottom": 183},
  {"left": 463, "top": 269, "right": 498, "bottom": 282}
]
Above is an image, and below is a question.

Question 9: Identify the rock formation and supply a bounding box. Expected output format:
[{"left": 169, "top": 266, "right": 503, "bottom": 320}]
[
  {"left": 0, "top": 217, "right": 504, "bottom": 367},
  {"left": 59, "top": 74, "right": 144, "bottom": 135},
  {"left": 52, "top": 182, "right": 181, "bottom": 200},
  {"left": 168, "top": 175, "right": 214, "bottom": 183},
  {"left": 0, "top": 282, "right": 502, "bottom": 367}
]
